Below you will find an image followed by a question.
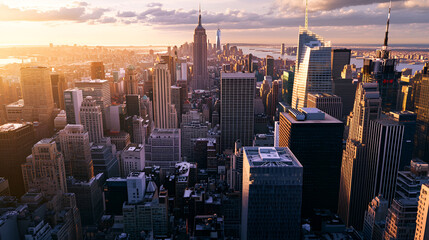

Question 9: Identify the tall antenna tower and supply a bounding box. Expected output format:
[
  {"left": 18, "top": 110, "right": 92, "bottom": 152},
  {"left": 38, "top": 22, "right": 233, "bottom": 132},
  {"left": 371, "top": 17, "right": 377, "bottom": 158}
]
[
  {"left": 382, "top": 0, "right": 392, "bottom": 50},
  {"left": 305, "top": 0, "right": 309, "bottom": 29}
]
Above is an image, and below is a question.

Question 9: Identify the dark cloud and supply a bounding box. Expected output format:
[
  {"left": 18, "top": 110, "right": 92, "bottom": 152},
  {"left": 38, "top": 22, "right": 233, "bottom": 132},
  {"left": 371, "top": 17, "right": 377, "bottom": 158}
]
[{"left": 117, "top": 11, "right": 137, "bottom": 18}]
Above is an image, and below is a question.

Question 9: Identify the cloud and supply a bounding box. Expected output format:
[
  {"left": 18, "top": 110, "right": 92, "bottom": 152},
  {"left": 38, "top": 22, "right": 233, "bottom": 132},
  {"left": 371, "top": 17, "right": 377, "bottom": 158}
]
[
  {"left": 0, "top": 2, "right": 108, "bottom": 22},
  {"left": 117, "top": 11, "right": 137, "bottom": 18},
  {"left": 146, "top": 2, "right": 163, "bottom": 8}
]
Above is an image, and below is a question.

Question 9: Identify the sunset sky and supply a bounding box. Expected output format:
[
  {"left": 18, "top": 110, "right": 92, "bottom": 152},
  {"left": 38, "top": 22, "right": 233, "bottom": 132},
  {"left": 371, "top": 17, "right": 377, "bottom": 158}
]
[{"left": 0, "top": 0, "right": 428, "bottom": 46}]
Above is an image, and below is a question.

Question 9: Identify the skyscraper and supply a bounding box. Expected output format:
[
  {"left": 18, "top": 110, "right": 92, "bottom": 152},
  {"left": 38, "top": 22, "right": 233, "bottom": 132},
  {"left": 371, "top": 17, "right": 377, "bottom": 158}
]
[
  {"left": 414, "top": 63, "right": 429, "bottom": 160},
  {"left": 21, "top": 66, "right": 55, "bottom": 124},
  {"left": 384, "top": 159, "right": 429, "bottom": 240},
  {"left": 279, "top": 108, "right": 343, "bottom": 216},
  {"left": 331, "top": 49, "right": 351, "bottom": 80},
  {"left": 241, "top": 147, "right": 303, "bottom": 240},
  {"left": 21, "top": 138, "right": 67, "bottom": 196},
  {"left": 221, "top": 72, "right": 255, "bottom": 151},
  {"left": 307, "top": 93, "right": 343, "bottom": 120},
  {"left": 50, "top": 73, "right": 66, "bottom": 109},
  {"left": 338, "top": 83, "right": 382, "bottom": 230},
  {"left": 59, "top": 124, "right": 94, "bottom": 181},
  {"left": 415, "top": 183, "right": 429, "bottom": 240},
  {"left": 64, "top": 88, "right": 83, "bottom": 124},
  {"left": 216, "top": 27, "right": 221, "bottom": 51},
  {"left": 0, "top": 123, "right": 35, "bottom": 196},
  {"left": 153, "top": 63, "right": 176, "bottom": 129},
  {"left": 292, "top": 29, "right": 332, "bottom": 109},
  {"left": 361, "top": 2, "right": 400, "bottom": 112},
  {"left": 192, "top": 7, "right": 209, "bottom": 90},
  {"left": 80, "top": 96, "right": 104, "bottom": 143},
  {"left": 120, "top": 144, "right": 145, "bottom": 177},
  {"left": 265, "top": 56, "right": 274, "bottom": 78},
  {"left": 362, "top": 195, "right": 389, "bottom": 240},
  {"left": 90, "top": 62, "right": 105, "bottom": 80},
  {"left": 125, "top": 65, "right": 138, "bottom": 95},
  {"left": 75, "top": 79, "right": 111, "bottom": 128}
]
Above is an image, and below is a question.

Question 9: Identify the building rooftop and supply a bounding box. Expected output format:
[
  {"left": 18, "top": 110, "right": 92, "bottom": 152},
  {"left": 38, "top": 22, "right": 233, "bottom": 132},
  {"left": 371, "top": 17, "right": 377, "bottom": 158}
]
[
  {"left": 0, "top": 123, "right": 28, "bottom": 132},
  {"left": 76, "top": 79, "right": 108, "bottom": 83},
  {"left": 282, "top": 109, "right": 342, "bottom": 124},
  {"left": 6, "top": 99, "right": 24, "bottom": 108},
  {"left": 244, "top": 147, "right": 302, "bottom": 168},
  {"left": 221, "top": 72, "right": 256, "bottom": 78},
  {"left": 124, "top": 144, "right": 144, "bottom": 152}
]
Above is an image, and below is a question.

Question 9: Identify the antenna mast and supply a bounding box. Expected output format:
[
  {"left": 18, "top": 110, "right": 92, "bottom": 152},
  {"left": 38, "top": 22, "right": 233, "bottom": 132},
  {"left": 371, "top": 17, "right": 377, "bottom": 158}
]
[
  {"left": 383, "top": 0, "right": 392, "bottom": 50},
  {"left": 305, "top": 0, "right": 308, "bottom": 29}
]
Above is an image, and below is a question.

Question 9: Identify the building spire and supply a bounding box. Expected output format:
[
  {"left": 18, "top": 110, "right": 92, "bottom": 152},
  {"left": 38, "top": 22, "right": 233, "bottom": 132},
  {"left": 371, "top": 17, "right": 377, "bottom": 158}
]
[
  {"left": 305, "top": 0, "right": 309, "bottom": 29},
  {"left": 383, "top": 0, "right": 392, "bottom": 50},
  {"left": 198, "top": 4, "right": 202, "bottom": 26}
]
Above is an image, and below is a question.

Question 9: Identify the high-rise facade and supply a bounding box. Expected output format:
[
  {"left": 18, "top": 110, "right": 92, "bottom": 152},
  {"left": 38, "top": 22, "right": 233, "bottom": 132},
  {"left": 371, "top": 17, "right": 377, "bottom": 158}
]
[
  {"left": 59, "top": 124, "right": 94, "bottom": 181},
  {"left": 21, "top": 66, "right": 55, "bottom": 123},
  {"left": 307, "top": 93, "right": 343, "bottom": 120},
  {"left": 145, "top": 128, "right": 181, "bottom": 175},
  {"left": 279, "top": 108, "right": 343, "bottom": 216},
  {"left": 21, "top": 138, "right": 67, "bottom": 196},
  {"left": 153, "top": 63, "right": 176, "bottom": 129},
  {"left": 384, "top": 159, "right": 429, "bottom": 240},
  {"left": 414, "top": 63, "right": 429, "bottom": 160},
  {"left": 292, "top": 29, "right": 332, "bottom": 109},
  {"left": 192, "top": 8, "right": 209, "bottom": 90},
  {"left": 220, "top": 72, "right": 255, "bottom": 151},
  {"left": 0, "top": 123, "right": 35, "bottom": 196},
  {"left": 80, "top": 96, "right": 104, "bottom": 143},
  {"left": 241, "top": 147, "right": 303, "bottom": 240},
  {"left": 331, "top": 49, "right": 351, "bottom": 80},
  {"left": 90, "top": 62, "right": 105, "bottom": 80},
  {"left": 64, "top": 88, "right": 83, "bottom": 124},
  {"left": 50, "top": 73, "right": 66, "bottom": 109},
  {"left": 338, "top": 83, "right": 382, "bottom": 230},
  {"left": 216, "top": 27, "right": 221, "bottom": 51},
  {"left": 415, "top": 184, "right": 429, "bottom": 240},
  {"left": 125, "top": 65, "right": 138, "bottom": 95},
  {"left": 363, "top": 195, "right": 389, "bottom": 240},
  {"left": 120, "top": 144, "right": 145, "bottom": 177}
]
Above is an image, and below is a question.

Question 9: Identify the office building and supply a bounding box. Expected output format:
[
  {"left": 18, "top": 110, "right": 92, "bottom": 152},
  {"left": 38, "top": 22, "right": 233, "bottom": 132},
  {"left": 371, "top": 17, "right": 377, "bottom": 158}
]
[
  {"left": 338, "top": 83, "right": 382, "bottom": 230},
  {"left": 20, "top": 66, "right": 55, "bottom": 123},
  {"left": 75, "top": 79, "right": 111, "bottom": 127},
  {"left": 64, "top": 88, "right": 83, "bottom": 124},
  {"left": 292, "top": 33, "right": 332, "bottom": 109},
  {"left": 67, "top": 173, "right": 104, "bottom": 226},
  {"left": 363, "top": 195, "right": 389, "bottom": 240},
  {"left": 333, "top": 78, "right": 357, "bottom": 119},
  {"left": 216, "top": 27, "right": 221, "bottom": 51},
  {"left": 192, "top": 8, "right": 209, "bottom": 90},
  {"left": 307, "top": 93, "right": 343, "bottom": 120},
  {"left": 50, "top": 73, "right": 66, "bottom": 109},
  {"left": 90, "top": 62, "right": 105, "bottom": 80},
  {"left": 59, "top": 124, "right": 94, "bottom": 181},
  {"left": 0, "top": 123, "right": 35, "bottom": 196},
  {"left": 415, "top": 184, "right": 429, "bottom": 240},
  {"left": 414, "top": 63, "right": 429, "bottom": 160},
  {"left": 145, "top": 128, "right": 181, "bottom": 175},
  {"left": 127, "top": 172, "right": 146, "bottom": 204},
  {"left": 221, "top": 72, "right": 256, "bottom": 151},
  {"left": 120, "top": 144, "right": 145, "bottom": 177},
  {"left": 181, "top": 121, "right": 209, "bottom": 161},
  {"left": 91, "top": 143, "right": 119, "bottom": 178},
  {"left": 279, "top": 108, "right": 343, "bottom": 216},
  {"left": 242, "top": 147, "right": 303, "bottom": 240},
  {"left": 171, "top": 86, "right": 182, "bottom": 124},
  {"left": 21, "top": 138, "right": 67, "bottom": 196},
  {"left": 281, "top": 70, "right": 294, "bottom": 105},
  {"left": 125, "top": 65, "right": 138, "bottom": 95},
  {"left": 126, "top": 94, "right": 141, "bottom": 117},
  {"left": 384, "top": 159, "right": 429, "bottom": 240},
  {"left": 331, "top": 49, "right": 351, "bottom": 80},
  {"left": 153, "top": 63, "right": 176, "bottom": 129},
  {"left": 104, "top": 177, "right": 128, "bottom": 215},
  {"left": 80, "top": 96, "right": 104, "bottom": 143},
  {"left": 265, "top": 56, "right": 274, "bottom": 78}
]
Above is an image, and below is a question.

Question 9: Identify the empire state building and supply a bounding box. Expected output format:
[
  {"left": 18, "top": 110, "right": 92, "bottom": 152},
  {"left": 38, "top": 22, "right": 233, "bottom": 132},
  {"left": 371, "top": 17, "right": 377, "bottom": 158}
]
[{"left": 192, "top": 8, "right": 209, "bottom": 90}]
